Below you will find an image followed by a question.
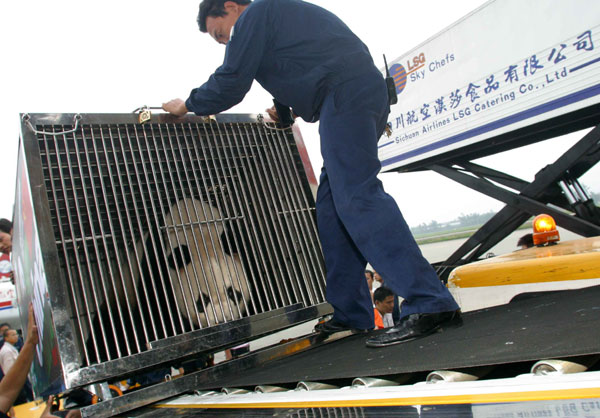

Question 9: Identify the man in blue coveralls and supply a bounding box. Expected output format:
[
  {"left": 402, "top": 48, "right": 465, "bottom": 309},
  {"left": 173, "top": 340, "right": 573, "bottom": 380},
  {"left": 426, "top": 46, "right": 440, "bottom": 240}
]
[{"left": 163, "top": 0, "right": 461, "bottom": 347}]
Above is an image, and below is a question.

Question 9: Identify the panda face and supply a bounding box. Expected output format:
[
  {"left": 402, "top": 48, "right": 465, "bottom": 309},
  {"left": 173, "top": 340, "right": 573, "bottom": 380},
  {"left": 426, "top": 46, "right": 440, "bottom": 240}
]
[
  {"left": 162, "top": 198, "right": 251, "bottom": 329},
  {"left": 167, "top": 245, "right": 192, "bottom": 270}
]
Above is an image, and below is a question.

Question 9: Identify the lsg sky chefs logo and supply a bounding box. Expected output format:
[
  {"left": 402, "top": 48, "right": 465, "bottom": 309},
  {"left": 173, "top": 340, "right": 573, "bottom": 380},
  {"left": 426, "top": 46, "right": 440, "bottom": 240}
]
[
  {"left": 390, "top": 52, "right": 455, "bottom": 95},
  {"left": 390, "top": 52, "right": 425, "bottom": 95}
]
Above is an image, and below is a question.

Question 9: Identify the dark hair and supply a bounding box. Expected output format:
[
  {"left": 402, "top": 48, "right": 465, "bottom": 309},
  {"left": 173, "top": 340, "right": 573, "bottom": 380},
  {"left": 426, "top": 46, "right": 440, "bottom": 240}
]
[
  {"left": 364, "top": 270, "right": 373, "bottom": 280},
  {"left": 197, "top": 0, "right": 252, "bottom": 32},
  {"left": 373, "top": 286, "right": 394, "bottom": 303},
  {"left": 517, "top": 233, "right": 534, "bottom": 248},
  {"left": 0, "top": 219, "right": 12, "bottom": 235}
]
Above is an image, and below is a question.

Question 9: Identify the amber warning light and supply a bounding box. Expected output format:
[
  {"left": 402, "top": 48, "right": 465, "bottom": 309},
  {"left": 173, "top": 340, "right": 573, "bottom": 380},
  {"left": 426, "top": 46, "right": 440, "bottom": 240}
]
[{"left": 532, "top": 214, "right": 560, "bottom": 246}]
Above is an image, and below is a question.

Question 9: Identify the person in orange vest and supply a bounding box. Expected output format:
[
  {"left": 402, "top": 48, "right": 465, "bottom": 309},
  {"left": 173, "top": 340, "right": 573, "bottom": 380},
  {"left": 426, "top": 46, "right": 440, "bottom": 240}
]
[{"left": 373, "top": 287, "right": 395, "bottom": 329}]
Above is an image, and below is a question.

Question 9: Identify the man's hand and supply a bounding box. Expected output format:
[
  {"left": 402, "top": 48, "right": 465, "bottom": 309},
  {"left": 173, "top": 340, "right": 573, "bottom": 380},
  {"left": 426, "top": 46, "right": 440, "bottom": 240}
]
[
  {"left": 265, "top": 105, "right": 297, "bottom": 123},
  {"left": 26, "top": 303, "right": 39, "bottom": 347},
  {"left": 162, "top": 99, "right": 189, "bottom": 116},
  {"left": 265, "top": 106, "right": 280, "bottom": 122}
]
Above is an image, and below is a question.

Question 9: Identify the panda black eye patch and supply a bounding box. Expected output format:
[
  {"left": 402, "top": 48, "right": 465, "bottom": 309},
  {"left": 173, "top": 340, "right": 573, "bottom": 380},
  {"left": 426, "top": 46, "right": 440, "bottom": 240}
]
[
  {"left": 168, "top": 245, "right": 193, "bottom": 270},
  {"left": 227, "top": 286, "right": 243, "bottom": 304}
]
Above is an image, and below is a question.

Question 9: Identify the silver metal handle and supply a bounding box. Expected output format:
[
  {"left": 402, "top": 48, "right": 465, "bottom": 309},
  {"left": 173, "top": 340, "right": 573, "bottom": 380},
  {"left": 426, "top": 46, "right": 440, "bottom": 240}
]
[{"left": 22, "top": 113, "right": 82, "bottom": 136}]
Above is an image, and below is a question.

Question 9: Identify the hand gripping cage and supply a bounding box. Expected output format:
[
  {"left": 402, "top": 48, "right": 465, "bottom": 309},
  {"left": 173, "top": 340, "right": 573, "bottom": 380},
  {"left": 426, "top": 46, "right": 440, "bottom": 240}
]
[{"left": 13, "top": 112, "right": 328, "bottom": 396}]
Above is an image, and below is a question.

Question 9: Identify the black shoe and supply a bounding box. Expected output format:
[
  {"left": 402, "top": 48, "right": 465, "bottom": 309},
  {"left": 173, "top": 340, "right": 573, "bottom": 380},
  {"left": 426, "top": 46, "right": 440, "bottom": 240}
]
[
  {"left": 365, "top": 310, "right": 462, "bottom": 347},
  {"left": 314, "top": 318, "right": 370, "bottom": 335}
]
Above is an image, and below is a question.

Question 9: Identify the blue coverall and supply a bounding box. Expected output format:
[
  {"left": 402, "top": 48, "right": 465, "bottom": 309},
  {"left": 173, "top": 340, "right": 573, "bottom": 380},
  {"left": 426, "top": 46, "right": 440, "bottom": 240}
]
[{"left": 185, "top": 0, "right": 459, "bottom": 330}]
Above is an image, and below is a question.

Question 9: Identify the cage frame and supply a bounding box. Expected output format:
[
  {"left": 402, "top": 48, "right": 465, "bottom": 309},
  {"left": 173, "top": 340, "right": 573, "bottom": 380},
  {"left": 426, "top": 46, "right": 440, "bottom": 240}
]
[{"left": 14, "top": 112, "right": 329, "bottom": 395}]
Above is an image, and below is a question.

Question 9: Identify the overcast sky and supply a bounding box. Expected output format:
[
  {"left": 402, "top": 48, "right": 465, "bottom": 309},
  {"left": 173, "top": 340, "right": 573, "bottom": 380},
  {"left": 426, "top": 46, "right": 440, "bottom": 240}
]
[{"left": 2, "top": 0, "right": 598, "bottom": 227}]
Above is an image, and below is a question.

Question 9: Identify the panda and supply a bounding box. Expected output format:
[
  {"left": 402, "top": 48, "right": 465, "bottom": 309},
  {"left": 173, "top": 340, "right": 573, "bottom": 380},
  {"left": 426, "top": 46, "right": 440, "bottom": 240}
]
[
  {"left": 140, "top": 197, "right": 252, "bottom": 333},
  {"left": 83, "top": 197, "right": 254, "bottom": 363}
]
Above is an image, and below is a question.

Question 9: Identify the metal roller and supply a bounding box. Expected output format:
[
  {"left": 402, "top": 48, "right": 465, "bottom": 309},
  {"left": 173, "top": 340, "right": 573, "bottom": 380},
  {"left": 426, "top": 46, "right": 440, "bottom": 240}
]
[
  {"left": 352, "top": 377, "right": 401, "bottom": 388},
  {"left": 296, "top": 381, "right": 339, "bottom": 391},
  {"left": 255, "top": 385, "right": 289, "bottom": 393},
  {"left": 427, "top": 366, "right": 492, "bottom": 383},
  {"left": 532, "top": 356, "right": 600, "bottom": 375},
  {"left": 221, "top": 388, "right": 251, "bottom": 395}
]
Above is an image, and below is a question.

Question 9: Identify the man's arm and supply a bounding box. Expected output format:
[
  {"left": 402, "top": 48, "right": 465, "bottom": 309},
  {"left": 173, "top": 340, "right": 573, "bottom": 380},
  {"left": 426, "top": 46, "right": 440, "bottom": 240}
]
[
  {"left": 164, "top": 2, "right": 270, "bottom": 117},
  {"left": 187, "top": 4, "right": 269, "bottom": 116},
  {"left": 0, "top": 304, "right": 38, "bottom": 413}
]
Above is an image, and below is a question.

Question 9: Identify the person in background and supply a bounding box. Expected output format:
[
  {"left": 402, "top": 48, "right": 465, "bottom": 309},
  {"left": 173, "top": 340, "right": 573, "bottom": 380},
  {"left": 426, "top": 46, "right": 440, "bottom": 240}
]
[
  {"left": 0, "top": 305, "right": 38, "bottom": 418},
  {"left": 0, "top": 224, "right": 23, "bottom": 353},
  {"left": 373, "top": 287, "right": 395, "bottom": 329},
  {"left": 0, "top": 325, "right": 23, "bottom": 354},
  {"left": 0, "top": 327, "right": 32, "bottom": 411},
  {"left": 0, "top": 220, "right": 12, "bottom": 256},
  {"left": 371, "top": 270, "right": 401, "bottom": 325},
  {"left": 0, "top": 329, "right": 19, "bottom": 376}
]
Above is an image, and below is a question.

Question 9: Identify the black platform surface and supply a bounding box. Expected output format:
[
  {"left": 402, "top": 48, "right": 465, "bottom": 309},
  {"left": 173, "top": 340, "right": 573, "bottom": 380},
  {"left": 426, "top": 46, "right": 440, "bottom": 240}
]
[{"left": 210, "top": 285, "right": 600, "bottom": 388}]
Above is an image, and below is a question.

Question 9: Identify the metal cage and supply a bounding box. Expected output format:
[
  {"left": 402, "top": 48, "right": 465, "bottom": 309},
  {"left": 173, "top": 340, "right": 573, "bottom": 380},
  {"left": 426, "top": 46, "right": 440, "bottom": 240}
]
[{"left": 14, "top": 113, "right": 328, "bottom": 395}]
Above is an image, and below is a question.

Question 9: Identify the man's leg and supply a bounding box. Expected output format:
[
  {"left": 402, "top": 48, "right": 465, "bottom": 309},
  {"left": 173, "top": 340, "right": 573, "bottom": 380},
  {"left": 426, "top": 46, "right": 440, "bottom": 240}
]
[
  {"left": 315, "top": 169, "right": 374, "bottom": 330},
  {"left": 318, "top": 73, "right": 458, "bottom": 326}
]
